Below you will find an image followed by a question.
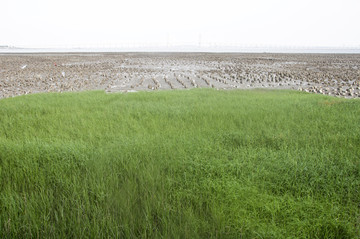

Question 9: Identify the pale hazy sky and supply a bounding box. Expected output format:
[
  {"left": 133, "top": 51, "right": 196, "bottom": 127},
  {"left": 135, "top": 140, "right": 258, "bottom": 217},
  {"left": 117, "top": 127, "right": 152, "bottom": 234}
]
[{"left": 1, "top": 0, "right": 360, "bottom": 48}]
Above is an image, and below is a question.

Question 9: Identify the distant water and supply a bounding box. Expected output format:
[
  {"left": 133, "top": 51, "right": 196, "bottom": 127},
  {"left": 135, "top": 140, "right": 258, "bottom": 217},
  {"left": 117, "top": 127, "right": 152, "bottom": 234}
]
[{"left": 1, "top": 46, "right": 360, "bottom": 54}]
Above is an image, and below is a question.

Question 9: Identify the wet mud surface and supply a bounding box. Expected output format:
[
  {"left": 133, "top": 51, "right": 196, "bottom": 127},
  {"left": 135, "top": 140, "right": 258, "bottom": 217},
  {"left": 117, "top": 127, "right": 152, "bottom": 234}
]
[{"left": 1, "top": 53, "right": 359, "bottom": 98}]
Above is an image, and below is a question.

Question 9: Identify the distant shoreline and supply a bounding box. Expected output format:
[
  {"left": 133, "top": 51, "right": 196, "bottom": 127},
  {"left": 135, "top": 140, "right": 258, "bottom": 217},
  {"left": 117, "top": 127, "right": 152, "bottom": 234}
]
[{"left": 1, "top": 46, "right": 360, "bottom": 54}]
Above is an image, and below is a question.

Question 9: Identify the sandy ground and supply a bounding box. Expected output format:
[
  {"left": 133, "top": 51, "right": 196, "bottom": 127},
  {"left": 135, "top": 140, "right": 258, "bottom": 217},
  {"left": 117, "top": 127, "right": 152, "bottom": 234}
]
[{"left": 0, "top": 53, "right": 359, "bottom": 99}]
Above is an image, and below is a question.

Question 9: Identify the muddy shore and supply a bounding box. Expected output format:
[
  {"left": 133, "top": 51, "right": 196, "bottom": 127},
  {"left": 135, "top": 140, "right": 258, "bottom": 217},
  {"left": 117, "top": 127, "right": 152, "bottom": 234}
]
[{"left": 0, "top": 53, "right": 359, "bottom": 99}]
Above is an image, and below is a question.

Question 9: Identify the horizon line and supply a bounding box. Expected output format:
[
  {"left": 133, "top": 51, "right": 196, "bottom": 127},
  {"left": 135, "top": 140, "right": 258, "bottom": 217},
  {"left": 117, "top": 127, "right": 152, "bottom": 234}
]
[
  {"left": 1, "top": 43, "right": 360, "bottom": 49},
  {"left": 1, "top": 44, "right": 360, "bottom": 54}
]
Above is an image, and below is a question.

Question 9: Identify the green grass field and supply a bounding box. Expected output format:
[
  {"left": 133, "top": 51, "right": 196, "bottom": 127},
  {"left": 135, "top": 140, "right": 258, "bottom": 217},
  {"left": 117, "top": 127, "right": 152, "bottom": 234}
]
[{"left": 0, "top": 89, "right": 359, "bottom": 238}]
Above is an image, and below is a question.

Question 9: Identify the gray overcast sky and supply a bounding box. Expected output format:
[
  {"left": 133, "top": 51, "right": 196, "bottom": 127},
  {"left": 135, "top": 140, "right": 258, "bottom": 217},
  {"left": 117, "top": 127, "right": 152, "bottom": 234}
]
[{"left": 1, "top": 0, "right": 360, "bottom": 48}]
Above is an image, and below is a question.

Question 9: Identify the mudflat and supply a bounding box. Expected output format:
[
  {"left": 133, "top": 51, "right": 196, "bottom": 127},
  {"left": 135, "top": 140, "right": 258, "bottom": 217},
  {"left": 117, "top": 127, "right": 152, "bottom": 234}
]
[{"left": 0, "top": 53, "right": 359, "bottom": 98}]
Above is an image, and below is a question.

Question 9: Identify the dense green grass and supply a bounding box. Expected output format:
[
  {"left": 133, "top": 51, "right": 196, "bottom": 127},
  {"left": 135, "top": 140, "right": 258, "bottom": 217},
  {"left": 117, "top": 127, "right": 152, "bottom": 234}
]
[{"left": 0, "top": 89, "right": 359, "bottom": 238}]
